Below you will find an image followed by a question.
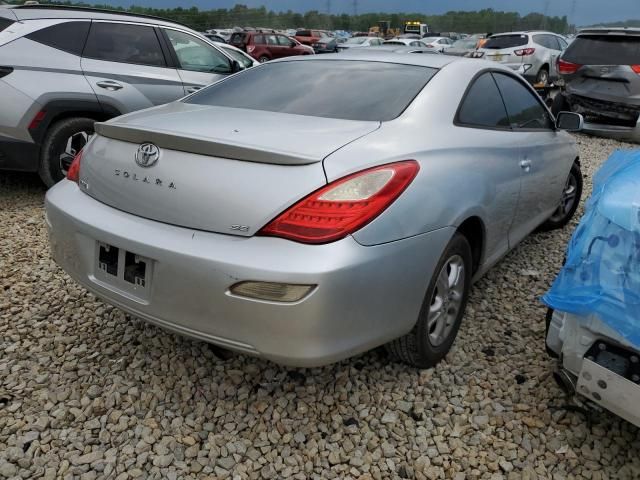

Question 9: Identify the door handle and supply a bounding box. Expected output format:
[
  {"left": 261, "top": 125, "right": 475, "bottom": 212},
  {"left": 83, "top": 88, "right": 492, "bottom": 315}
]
[
  {"left": 185, "top": 86, "right": 201, "bottom": 94},
  {"left": 520, "top": 159, "right": 532, "bottom": 172},
  {"left": 96, "top": 80, "right": 123, "bottom": 91}
]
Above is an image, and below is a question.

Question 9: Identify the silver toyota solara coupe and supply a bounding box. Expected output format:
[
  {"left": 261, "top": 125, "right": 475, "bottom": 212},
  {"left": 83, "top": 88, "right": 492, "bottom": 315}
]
[{"left": 45, "top": 52, "right": 584, "bottom": 368}]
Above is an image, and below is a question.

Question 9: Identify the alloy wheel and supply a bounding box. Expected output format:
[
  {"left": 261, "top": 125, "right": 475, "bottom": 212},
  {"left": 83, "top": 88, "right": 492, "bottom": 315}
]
[
  {"left": 427, "top": 255, "right": 466, "bottom": 347},
  {"left": 549, "top": 171, "right": 578, "bottom": 223}
]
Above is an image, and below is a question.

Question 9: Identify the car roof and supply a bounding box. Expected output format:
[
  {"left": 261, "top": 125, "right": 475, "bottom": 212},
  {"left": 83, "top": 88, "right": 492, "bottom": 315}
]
[
  {"left": 577, "top": 27, "right": 640, "bottom": 36},
  {"left": 5, "top": 4, "right": 190, "bottom": 29},
  {"left": 277, "top": 50, "right": 458, "bottom": 69}
]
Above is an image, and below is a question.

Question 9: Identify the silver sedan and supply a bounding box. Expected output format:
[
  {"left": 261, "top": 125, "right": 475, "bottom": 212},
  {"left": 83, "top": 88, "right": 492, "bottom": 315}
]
[{"left": 45, "top": 52, "right": 583, "bottom": 367}]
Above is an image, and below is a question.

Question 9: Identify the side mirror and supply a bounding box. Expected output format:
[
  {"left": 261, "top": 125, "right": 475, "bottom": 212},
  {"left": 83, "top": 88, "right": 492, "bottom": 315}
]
[
  {"left": 230, "top": 59, "right": 242, "bottom": 73},
  {"left": 556, "top": 111, "right": 583, "bottom": 132},
  {"left": 290, "top": 41, "right": 297, "bottom": 48}
]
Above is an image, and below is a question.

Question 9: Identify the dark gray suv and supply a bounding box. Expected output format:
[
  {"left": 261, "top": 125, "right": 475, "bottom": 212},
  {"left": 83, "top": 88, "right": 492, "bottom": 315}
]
[
  {"left": 553, "top": 28, "right": 640, "bottom": 143},
  {"left": 0, "top": 5, "right": 246, "bottom": 186}
]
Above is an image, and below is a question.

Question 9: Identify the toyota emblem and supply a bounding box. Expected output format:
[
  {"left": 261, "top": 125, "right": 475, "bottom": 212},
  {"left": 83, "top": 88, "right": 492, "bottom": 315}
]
[{"left": 135, "top": 143, "right": 160, "bottom": 168}]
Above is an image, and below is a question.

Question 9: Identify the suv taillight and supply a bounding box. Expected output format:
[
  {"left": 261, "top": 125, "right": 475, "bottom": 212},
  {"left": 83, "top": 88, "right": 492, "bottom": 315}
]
[
  {"left": 247, "top": 45, "right": 256, "bottom": 53},
  {"left": 67, "top": 150, "right": 83, "bottom": 183},
  {"left": 558, "top": 58, "right": 581, "bottom": 75},
  {"left": 259, "top": 161, "right": 419, "bottom": 244},
  {"left": 632, "top": 65, "right": 640, "bottom": 74},
  {"left": 514, "top": 48, "right": 535, "bottom": 56}
]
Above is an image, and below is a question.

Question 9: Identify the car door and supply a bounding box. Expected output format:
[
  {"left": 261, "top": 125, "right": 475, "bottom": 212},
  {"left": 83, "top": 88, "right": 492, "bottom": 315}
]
[
  {"left": 81, "top": 21, "right": 185, "bottom": 114},
  {"left": 492, "top": 72, "right": 571, "bottom": 244},
  {"left": 453, "top": 72, "right": 523, "bottom": 266},
  {"left": 161, "top": 28, "right": 233, "bottom": 94}
]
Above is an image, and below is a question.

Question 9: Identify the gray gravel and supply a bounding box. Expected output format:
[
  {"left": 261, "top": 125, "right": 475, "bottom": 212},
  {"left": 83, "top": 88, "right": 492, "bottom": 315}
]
[{"left": 1, "top": 134, "right": 640, "bottom": 480}]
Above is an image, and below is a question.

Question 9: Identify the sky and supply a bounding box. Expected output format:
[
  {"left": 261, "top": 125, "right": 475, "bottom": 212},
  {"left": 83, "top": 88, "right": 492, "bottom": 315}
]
[{"left": 103, "top": 0, "right": 639, "bottom": 26}]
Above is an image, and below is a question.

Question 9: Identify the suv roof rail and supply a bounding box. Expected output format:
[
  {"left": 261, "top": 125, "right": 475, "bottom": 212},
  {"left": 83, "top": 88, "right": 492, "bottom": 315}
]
[{"left": 11, "top": 4, "right": 192, "bottom": 29}]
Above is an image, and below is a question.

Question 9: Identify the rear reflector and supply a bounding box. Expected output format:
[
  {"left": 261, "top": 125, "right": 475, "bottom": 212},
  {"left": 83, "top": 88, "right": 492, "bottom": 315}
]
[
  {"left": 229, "top": 281, "right": 315, "bottom": 303},
  {"left": 259, "top": 160, "right": 420, "bottom": 244},
  {"left": 514, "top": 48, "right": 535, "bottom": 56},
  {"left": 28, "top": 110, "right": 46, "bottom": 130},
  {"left": 66, "top": 150, "right": 83, "bottom": 183},
  {"left": 247, "top": 45, "right": 256, "bottom": 53},
  {"left": 632, "top": 65, "right": 640, "bottom": 74},
  {"left": 558, "top": 58, "right": 581, "bottom": 75}
]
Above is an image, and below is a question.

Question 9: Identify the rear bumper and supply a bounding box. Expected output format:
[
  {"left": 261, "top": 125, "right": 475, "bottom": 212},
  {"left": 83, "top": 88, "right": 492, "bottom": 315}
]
[
  {"left": 582, "top": 121, "right": 640, "bottom": 143},
  {"left": 0, "top": 136, "right": 39, "bottom": 172},
  {"left": 45, "top": 181, "right": 453, "bottom": 367}
]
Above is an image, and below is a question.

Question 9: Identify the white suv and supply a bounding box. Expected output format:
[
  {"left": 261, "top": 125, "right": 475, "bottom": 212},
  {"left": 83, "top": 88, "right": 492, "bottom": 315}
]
[{"left": 475, "top": 31, "right": 569, "bottom": 85}]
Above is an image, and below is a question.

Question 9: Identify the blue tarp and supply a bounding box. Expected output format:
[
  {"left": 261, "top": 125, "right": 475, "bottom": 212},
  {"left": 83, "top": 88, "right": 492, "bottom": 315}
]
[{"left": 543, "top": 149, "right": 640, "bottom": 349}]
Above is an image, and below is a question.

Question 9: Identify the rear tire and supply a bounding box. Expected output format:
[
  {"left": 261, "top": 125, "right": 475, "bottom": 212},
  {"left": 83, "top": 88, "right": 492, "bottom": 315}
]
[
  {"left": 539, "top": 162, "right": 583, "bottom": 231},
  {"left": 386, "top": 233, "right": 472, "bottom": 368},
  {"left": 38, "top": 117, "right": 94, "bottom": 188},
  {"left": 258, "top": 55, "right": 270, "bottom": 63},
  {"left": 536, "top": 67, "right": 549, "bottom": 86}
]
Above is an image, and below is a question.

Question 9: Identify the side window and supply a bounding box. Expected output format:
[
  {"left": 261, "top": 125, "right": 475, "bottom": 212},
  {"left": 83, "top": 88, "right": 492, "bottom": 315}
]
[
  {"left": 492, "top": 73, "right": 554, "bottom": 130},
  {"left": 165, "top": 29, "right": 231, "bottom": 74},
  {"left": 277, "top": 35, "right": 292, "bottom": 47},
  {"left": 265, "top": 35, "right": 278, "bottom": 46},
  {"left": 27, "top": 21, "right": 90, "bottom": 56},
  {"left": 254, "top": 35, "right": 265, "bottom": 45},
  {"left": 557, "top": 37, "right": 568, "bottom": 50},
  {"left": 457, "top": 73, "right": 510, "bottom": 129},
  {"left": 84, "top": 22, "right": 165, "bottom": 67},
  {"left": 532, "top": 34, "right": 545, "bottom": 47},
  {"left": 544, "top": 34, "right": 561, "bottom": 50}
]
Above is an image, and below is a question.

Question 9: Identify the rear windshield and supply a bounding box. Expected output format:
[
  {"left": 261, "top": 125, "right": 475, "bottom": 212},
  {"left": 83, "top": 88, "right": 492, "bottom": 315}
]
[
  {"left": 483, "top": 34, "right": 528, "bottom": 49},
  {"left": 563, "top": 34, "right": 640, "bottom": 65},
  {"left": 185, "top": 60, "right": 437, "bottom": 121},
  {"left": 0, "top": 18, "right": 14, "bottom": 32}
]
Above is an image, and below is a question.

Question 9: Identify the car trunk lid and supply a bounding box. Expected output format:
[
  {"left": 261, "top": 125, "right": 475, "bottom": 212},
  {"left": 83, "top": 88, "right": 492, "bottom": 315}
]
[{"left": 80, "top": 102, "right": 380, "bottom": 236}]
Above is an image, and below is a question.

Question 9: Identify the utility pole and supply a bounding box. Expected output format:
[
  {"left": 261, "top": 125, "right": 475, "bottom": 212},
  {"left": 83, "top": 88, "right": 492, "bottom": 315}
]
[
  {"left": 570, "top": 0, "right": 577, "bottom": 32},
  {"left": 542, "top": 0, "right": 550, "bottom": 30},
  {"left": 326, "top": 0, "right": 331, "bottom": 15},
  {"left": 353, "top": 0, "right": 358, "bottom": 16}
]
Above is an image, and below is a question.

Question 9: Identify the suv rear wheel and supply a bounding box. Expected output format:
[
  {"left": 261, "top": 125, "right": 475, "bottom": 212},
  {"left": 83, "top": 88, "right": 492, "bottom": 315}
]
[
  {"left": 536, "top": 67, "right": 549, "bottom": 86},
  {"left": 258, "top": 55, "right": 270, "bottom": 63},
  {"left": 38, "top": 117, "right": 94, "bottom": 187}
]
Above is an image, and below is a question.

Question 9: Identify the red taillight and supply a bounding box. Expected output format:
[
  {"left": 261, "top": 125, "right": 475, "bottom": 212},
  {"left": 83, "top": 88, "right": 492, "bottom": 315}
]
[
  {"left": 259, "top": 160, "right": 420, "bottom": 244},
  {"left": 558, "top": 58, "right": 581, "bottom": 75},
  {"left": 247, "top": 45, "right": 256, "bottom": 53},
  {"left": 28, "top": 110, "right": 46, "bottom": 130},
  {"left": 514, "top": 47, "right": 535, "bottom": 56},
  {"left": 66, "top": 150, "right": 83, "bottom": 183},
  {"left": 632, "top": 65, "right": 640, "bottom": 74}
]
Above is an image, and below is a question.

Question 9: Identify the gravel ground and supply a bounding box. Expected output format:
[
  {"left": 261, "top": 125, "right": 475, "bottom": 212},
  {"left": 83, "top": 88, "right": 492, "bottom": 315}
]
[{"left": 1, "top": 134, "right": 640, "bottom": 480}]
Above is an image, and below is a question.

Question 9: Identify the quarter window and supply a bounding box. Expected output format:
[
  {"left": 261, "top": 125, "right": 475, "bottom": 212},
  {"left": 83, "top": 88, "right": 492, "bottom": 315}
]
[
  {"left": 84, "top": 23, "right": 165, "bottom": 67},
  {"left": 27, "top": 21, "right": 90, "bottom": 56},
  {"left": 457, "top": 73, "right": 510, "bottom": 129},
  {"left": 492, "top": 73, "right": 554, "bottom": 130},
  {"left": 165, "top": 29, "right": 231, "bottom": 74}
]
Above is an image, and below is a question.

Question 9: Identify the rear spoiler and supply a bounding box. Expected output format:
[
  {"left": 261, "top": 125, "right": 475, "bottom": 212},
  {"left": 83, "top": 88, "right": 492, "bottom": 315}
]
[{"left": 95, "top": 122, "right": 321, "bottom": 166}]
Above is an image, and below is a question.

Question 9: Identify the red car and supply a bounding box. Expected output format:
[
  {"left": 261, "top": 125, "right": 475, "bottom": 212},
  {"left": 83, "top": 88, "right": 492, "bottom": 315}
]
[
  {"left": 294, "top": 29, "right": 329, "bottom": 46},
  {"left": 229, "top": 31, "right": 312, "bottom": 63}
]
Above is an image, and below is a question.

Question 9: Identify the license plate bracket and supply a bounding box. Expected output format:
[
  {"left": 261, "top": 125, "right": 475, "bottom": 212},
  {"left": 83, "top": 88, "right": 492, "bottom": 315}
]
[{"left": 94, "top": 242, "right": 152, "bottom": 299}]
